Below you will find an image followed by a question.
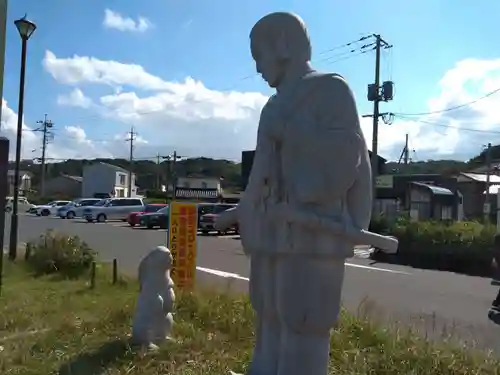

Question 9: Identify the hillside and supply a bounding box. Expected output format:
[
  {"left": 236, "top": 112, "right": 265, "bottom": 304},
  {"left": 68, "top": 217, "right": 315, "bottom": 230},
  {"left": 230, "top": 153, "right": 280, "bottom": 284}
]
[
  {"left": 13, "top": 151, "right": 488, "bottom": 193},
  {"left": 14, "top": 157, "right": 242, "bottom": 192}
]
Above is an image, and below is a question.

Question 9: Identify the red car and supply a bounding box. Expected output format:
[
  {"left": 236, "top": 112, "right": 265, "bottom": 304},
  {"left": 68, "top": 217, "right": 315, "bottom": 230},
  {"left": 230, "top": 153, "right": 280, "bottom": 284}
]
[{"left": 128, "top": 204, "right": 168, "bottom": 226}]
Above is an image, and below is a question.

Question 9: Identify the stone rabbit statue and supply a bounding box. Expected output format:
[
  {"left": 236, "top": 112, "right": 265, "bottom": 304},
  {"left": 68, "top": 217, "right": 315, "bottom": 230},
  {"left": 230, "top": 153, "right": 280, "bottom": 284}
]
[{"left": 131, "top": 246, "right": 175, "bottom": 350}]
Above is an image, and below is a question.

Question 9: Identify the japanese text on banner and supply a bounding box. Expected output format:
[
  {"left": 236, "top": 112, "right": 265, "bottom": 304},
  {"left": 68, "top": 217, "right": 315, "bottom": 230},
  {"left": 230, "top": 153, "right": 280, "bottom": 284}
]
[{"left": 168, "top": 202, "right": 198, "bottom": 288}]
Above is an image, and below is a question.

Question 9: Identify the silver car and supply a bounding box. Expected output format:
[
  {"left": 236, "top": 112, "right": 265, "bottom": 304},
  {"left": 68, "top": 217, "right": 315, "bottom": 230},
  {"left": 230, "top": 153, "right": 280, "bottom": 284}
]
[
  {"left": 57, "top": 198, "right": 102, "bottom": 219},
  {"left": 82, "top": 197, "right": 145, "bottom": 223}
]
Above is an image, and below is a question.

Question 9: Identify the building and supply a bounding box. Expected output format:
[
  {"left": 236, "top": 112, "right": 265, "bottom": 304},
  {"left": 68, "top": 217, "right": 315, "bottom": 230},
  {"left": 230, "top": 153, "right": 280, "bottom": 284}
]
[
  {"left": 456, "top": 172, "right": 500, "bottom": 220},
  {"left": 407, "top": 182, "right": 456, "bottom": 221},
  {"left": 7, "top": 170, "right": 31, "bottom": 196},
  {"left": 177, "top": 176, "right": 222, "bottom": 191},
  {"left": 82, "top": 162, "right": 137, "bottom": 198},
  {"left": 375, "top": 174, "right": 461, "bottom": 220},
  {"left": 41, "top": 174, "right": 82, "bottom": 198},
  {"left": 165, "top": 176, "right": 221, "bottom": 201}
]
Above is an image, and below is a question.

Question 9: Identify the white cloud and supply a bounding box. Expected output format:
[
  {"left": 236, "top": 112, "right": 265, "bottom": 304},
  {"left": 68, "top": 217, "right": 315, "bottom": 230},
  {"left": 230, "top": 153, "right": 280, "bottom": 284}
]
[
  {"left": 103, "top": 9, "right": 152, "bottom": 33},
  {"left": 42, "top": 49, "right": 500, "bottom": 161},
  {"left": 57, "top": 88, "right": 93, "bottom": 108},
  {"left": 0, "top": 99, "right": 134, "bottom": 162},
  {"left": 43, "top": 50, "right": 268, "bottom": 160}
]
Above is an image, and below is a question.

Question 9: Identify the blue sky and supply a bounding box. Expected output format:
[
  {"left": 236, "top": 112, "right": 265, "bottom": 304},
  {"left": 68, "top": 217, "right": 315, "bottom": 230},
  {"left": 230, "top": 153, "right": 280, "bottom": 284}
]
[{"left": 2, "top": 0, "right": 500, "bottom": 162}]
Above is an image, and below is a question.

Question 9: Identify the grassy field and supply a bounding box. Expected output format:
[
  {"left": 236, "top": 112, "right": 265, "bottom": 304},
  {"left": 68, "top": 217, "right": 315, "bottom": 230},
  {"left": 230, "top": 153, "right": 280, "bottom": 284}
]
[{"left": 0, "top": 261, "right": 499, "bottom": 375}]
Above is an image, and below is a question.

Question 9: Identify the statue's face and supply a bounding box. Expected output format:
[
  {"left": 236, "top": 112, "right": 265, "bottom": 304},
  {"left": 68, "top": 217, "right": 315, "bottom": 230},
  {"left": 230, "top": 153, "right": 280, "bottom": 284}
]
[{"left": 250, "top": 37, "right": 282, "bottom": 88}]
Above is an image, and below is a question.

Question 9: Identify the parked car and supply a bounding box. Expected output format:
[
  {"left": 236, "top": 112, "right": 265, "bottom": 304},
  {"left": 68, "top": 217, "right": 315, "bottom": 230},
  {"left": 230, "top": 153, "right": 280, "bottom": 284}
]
[
  {"left": 34, "top": 200, "right": 72, "bottom": 216},
  {"left": 138, "top": 205, "right": 170, "bottom": 229},
  {"left": 5, "top": 196, "right": 35, "bottom": 213},
  {"left": 57, "top": 198, "right": 102, "bottom": 219},
  {"left": 197, "top": 203, "right": 219, "bottom": 228},
  {"left": 82, "top": 197, "right": 145, "bottom": 223},
  {"left": 199, "top": 204, "right": 238, "bottom": 235},
  {"left": 127, "top": 203, "right": 168, "bottom": 227}
]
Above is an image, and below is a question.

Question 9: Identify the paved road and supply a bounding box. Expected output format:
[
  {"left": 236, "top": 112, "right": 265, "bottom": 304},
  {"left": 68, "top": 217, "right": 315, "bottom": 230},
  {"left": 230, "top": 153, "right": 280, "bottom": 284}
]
[{"left": 7, "top": 213, "right": 500, "bottom": 352}]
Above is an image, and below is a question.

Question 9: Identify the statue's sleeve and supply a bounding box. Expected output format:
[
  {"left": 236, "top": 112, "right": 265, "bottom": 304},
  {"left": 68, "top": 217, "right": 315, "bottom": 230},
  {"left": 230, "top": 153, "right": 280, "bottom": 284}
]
[{"left": 297, "top": 75, "right": 365, "bottom": 204}]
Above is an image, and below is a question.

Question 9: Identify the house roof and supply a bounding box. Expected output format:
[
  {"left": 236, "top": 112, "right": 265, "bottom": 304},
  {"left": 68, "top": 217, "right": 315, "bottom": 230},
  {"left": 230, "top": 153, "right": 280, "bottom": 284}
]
[
  {"left": 411, "top": 182, "right": 454, "bottom": 196},
  {"left": 85, "top": 162, "right": 130, "bottom": 173},
  {"left": 458, "top": 172, "right": 500, "bottom": 183},
  {"left": 181, "top": 175, "right": 221, "bottom": 181},
  {"left": 61, "top": 174, "right": 83, "bottom": 182}
]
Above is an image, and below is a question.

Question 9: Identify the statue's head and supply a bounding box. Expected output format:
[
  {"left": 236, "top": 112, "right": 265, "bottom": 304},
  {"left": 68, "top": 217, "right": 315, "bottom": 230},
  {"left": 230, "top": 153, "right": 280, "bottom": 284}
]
[
  {"left": 250, "top": 12, "right": 312, "bottom": 88},
  {"left": 138, "top": 246, "right": 173, "bottom": 283}
]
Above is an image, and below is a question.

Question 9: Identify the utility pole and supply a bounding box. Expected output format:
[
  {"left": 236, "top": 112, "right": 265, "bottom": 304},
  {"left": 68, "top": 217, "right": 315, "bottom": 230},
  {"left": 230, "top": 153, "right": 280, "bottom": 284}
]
[
  {"left": 370, "top": 34, "right": 382, "bottom": 188},
  {"left": 125, "top": 126, "right": 136, "bottom": 197},
  {"left": 35, "top": 114, "right": 53, "bottom": 196},
  {"left": 156, "top": 152, "right": 161, "bottom": 191},
  {"left": 0, "top": 0, "right": 7, "bottom": 132},
  {"left": 172, "top": 150, "right": 178, "bottom": 200},
  {"left": 403, "top": 134, "right": 409, "bottom": 166},
  {"left": 365, "top": 34, "right": 393, "bottom": 212},
  {"left": 165, "top": 151, "right": 183, "bottom": 200},
  {"left": 485, "top": 142, "right": 492, "bottom": 221},
  {"left": 396, "top": 133, "right": 410, "bottom": 174}
]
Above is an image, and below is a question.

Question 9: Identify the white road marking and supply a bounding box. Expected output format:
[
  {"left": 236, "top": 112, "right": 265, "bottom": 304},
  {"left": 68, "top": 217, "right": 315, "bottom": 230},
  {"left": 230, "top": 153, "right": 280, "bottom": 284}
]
[
  {"left": 344, "top": 262, "right": 411, "bottom": 275},
  {"left": 197, "top": 260, "right": 411, "bottom": 282},
  {"left": 196, "top": 266, "right": 249, "bottom": 281}
]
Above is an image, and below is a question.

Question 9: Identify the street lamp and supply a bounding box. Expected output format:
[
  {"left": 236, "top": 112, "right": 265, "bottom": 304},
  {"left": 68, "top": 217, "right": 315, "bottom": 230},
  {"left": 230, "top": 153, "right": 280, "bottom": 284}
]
[{"left": 8, "top": 15, "right": 36, "bottom": 260}]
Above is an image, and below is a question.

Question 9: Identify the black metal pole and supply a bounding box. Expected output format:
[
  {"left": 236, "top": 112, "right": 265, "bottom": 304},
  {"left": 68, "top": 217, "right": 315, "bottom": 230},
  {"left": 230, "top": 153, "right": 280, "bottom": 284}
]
[
  {"left": 9, "top": 37, "right": 28, "bottom": 260},
  {"left": 0, "top": 137, "right": 10, "bottom": 295}
]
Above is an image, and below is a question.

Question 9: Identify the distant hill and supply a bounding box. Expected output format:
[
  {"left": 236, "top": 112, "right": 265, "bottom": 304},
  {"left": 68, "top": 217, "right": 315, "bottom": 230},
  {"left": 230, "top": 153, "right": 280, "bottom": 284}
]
[
  {"left": 14, "top": 157, "right": 242, "bottom": 192},
  {"left": 14, "top": 146, "right": 493, "bottom": 193}
]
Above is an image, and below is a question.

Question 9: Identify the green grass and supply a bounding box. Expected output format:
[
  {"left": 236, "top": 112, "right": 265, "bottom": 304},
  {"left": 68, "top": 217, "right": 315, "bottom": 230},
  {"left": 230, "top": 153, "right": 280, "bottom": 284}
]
[{"left": 0, "top": 261, "right": 499, "bottom": 375}]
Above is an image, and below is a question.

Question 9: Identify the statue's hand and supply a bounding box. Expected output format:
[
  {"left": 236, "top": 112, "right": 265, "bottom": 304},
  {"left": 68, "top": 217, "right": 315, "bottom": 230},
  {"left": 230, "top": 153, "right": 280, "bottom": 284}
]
[{"left": 214, "top": 206, "right": 239, "bottom": 231}]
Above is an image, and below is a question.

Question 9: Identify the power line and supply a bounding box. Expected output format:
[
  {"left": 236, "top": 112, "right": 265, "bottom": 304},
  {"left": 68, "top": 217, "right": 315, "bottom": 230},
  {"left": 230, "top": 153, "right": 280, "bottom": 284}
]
[
  {"left": 394, "top": 87, "right": 500, "bottom": 117},
  {"left": 394, "top": 114, "right": 500, "bottom": 135},
  {"left": 221, "top": 35, "right": 374, "bottom": 91},
  {"left": 320, "top": 43, "right": 376, "bottom": 65}
]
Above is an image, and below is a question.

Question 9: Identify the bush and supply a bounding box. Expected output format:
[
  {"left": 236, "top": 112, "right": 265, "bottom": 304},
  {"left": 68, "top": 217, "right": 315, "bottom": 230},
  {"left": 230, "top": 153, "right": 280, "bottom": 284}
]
[
  {"left": 145, "top": 190, "right": 169, "bottom": 200},
  {"left": 25, "top": 230, "right": 97, "bottom": 278},
  {"left": 144, "top": 197, "right": 168, "bottom": 204},
  {"left": 371, "top": 217, "right": 497, "bottom": 276},
  {"left": 369, "top": 214, "right": 391, "bottom": 234}
]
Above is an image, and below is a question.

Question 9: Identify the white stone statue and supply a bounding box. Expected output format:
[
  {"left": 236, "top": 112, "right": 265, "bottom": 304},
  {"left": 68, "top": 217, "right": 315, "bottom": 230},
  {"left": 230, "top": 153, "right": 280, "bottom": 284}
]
[
  {"left": 131, "top": 245, "right": 175, "bottom": 350},
  {"left": 216, "top": 12, "right": 398, "bottom": 375}
]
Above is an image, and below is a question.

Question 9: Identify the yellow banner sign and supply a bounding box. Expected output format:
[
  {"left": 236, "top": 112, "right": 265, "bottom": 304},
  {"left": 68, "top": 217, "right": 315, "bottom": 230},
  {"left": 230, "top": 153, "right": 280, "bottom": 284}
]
[{"left": 168, "top": 202, "right": 198, "bottom": 289}]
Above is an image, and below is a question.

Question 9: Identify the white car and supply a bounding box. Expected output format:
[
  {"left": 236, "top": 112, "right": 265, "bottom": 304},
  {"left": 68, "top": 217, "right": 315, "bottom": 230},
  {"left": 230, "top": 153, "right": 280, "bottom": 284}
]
[
  {"left": 57, "top": 198, "right": 102, "bottom": 219},
  {"left": 34, "top": 200, "right": 72, "bottom": 216},
  {"left": 82, "top": 197, "right": 145, "bottom": 223},
  {"left": 5, "top": 196, "right": 35, "bottom": 213}
]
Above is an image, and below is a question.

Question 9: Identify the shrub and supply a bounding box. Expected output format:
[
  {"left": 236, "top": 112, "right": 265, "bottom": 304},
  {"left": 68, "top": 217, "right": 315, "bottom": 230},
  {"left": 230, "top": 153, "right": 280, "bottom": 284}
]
[
  {"left": 372, "top": 217, "right": 497, "bottom": 276},
  {"left": 144, "top": 197, "right": 168, "bottom": 204},
  {"left": 145, "top": 190, "right": 169, "bottom": 200},
  {"left": 369, "top": 214, "right": 391, "bottom": 235},
  {"left": 25, "top": 230, "right": 97, "bottom": 278}
]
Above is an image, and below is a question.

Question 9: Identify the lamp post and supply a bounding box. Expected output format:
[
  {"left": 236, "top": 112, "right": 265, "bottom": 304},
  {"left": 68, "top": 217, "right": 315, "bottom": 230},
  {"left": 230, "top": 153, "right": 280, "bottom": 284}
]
[
  {"left": 8, "top": 15, "right": 36, "bottom": 260},
  {"left": 0, "top": 0, "right": 8, "bottom": 131}
]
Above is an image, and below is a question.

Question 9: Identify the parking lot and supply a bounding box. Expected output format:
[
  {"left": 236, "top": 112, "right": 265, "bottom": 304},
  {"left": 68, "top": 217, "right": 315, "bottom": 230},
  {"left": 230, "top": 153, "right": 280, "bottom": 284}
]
[{"left": 6, "top": 211, "right": 500, "bottom": 352}]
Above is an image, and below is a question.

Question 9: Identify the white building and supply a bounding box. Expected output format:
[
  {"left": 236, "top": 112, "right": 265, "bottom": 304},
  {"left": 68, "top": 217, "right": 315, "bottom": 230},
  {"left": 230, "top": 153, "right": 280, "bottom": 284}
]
[{"left": 82, "top": 162, "right": 138, "bottom": 198}]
